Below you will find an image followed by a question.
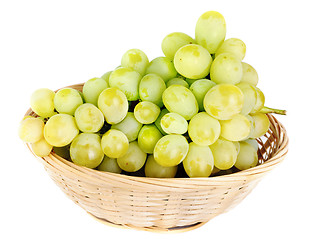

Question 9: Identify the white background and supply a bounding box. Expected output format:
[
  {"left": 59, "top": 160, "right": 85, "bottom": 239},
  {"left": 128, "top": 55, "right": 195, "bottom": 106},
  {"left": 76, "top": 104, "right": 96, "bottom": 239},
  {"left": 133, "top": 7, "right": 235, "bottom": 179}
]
[{"left": 1, "top": 0, "right": 332, "bottom": 239}]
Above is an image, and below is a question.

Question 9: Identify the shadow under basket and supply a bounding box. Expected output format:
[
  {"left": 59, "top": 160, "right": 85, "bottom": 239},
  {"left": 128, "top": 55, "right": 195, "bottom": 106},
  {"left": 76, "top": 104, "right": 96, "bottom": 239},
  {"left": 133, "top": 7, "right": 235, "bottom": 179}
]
[{"left": 25, "top": 84, "right": 289, "bottom": 233}]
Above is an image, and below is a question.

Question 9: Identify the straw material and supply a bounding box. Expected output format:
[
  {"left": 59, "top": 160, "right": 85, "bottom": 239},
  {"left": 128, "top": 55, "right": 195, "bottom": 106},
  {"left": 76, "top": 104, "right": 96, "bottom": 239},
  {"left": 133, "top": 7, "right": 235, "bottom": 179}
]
[{"left": 25, "top": 83, "right": 289, "bottom": 232}]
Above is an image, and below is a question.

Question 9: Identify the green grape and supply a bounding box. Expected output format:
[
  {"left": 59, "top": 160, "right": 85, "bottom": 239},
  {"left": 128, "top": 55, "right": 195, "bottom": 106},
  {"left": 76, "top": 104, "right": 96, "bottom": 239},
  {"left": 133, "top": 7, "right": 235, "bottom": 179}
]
[
  {"left": 100, "top": 71, "right": 112, "bottom": 85},
  {"left": 18, "top": 117, "right": 44, "bottom": 143},
  {"left": 101, "top": 129, "right": 129, "bottom": 158},
  {"left": 189, "top": 79, "right": 216, "bottom": 111},
  {"left": 137, "top": 125, "right": 163, "bottom": 154},
  {"left": 209, "top": 139, "right": 237, "bottom": 170},
  {"left": 240, "top": 62, "right": 258, "bottom": 86},
  {"left": 204, "top": 84, "right": 244, "bottom": 120},
  {"left": 161, "top": 32, "right": 195, "bottom": 59},
  {"left": 145, "top": 155, "right": 177, "bottom": 178},
  {"left": 210, "top": 53, "right": 243, "bottom": 84},
  {"left": 174, "top": 44, "right": 212, "bottom": 79},
  {"left": 121, "top": 49, "right": 149, "bottom": 76},
  {"left": 236, "top": 82, "right": 257, "bottom": 115},
  {"left": 70, "top": 133, "right": 104, "bottom": 168},
  {"left": 82, "top": 77, "right": 108, "bottom": 106},
  {"left": 183, "top": 142, "right": 214, "bottom": 178},
  {"left": 252, "top": 87, "right": 265, "bottom": 112},
  {"left": 53, "top": 145, "right": 71, "bottom": 160},
  {"left": 31, "top": 137, "right": 53, "bottom": 157},
  {"left": 154, "top": 108, "right": 169, "bottom": 135},
  {"left": 145, "top": 57, "right": 177, "bottom": 82},
  {"left": 249, "top": 112, "right": 270, "bottom": 138},
  {"left": 44, "top": 114, "right": 79, "bottom": 147},
  {"left": 97, "top": 87, "right": 128, "bottom": 124},
  {"left": 162, "top": 85, "right": 198, "bottom": 120},
  {"left": 109, "top": 67, "right": 141, "bottom": 101},
  {"left": 54, "top": 88, "right": 83, "bottom": 115},
  {"left": 139, "top": 73, "right": 166, "bottom": 107},
  {"left": 185, "top": 78, "right": 198, "bottom": 86},
  {"left": 188, "top": 112, "right": 220, "bottom": 146},
  {"left": 166, "top": 78, "right": 189, "bottom": 88},
  {"left": 161, "top": 112, "right": 188, "bottom": 135},
  {"left": 154, "top": 134, "right": 189, "bottom": 167},
  {"left": 97, "top": 156, "right": 122, "bottom": 174},
  {"left": 245, "top": 139, "right": 259, "bottom": 151},
  {"left": 30, "top": 88, "right": 55, "bottom": 117},
  {"left": 195, "top": 11, "right": 226, "bottom": 54},
  {"left": 134, "top": 101, "right": 160, "bottom": 124},
  {"left": 74, "top": 103, "right": 104, "bottom": 133},
  {"left": 215, "top": 38, "right": 246, "bottom": 60},
  {"left": 111, "top": 112, "right": 142, "bottom": 142},
  {"left": 220, "top": 114, "right": 251, "bottom": 141},
  {"left": 117, "top": 141, "right": 147, "bottom": 172},
  {"left": 234, "top": 141, "right": 258, "bottom": 170}
]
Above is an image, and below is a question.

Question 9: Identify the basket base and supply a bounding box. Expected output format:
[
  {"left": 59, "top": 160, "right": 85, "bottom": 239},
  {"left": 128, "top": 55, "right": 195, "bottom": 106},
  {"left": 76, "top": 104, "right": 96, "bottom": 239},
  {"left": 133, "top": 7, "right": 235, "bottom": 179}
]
[{"left": 88, "top": 213, "right": 207, "bottom": 233}]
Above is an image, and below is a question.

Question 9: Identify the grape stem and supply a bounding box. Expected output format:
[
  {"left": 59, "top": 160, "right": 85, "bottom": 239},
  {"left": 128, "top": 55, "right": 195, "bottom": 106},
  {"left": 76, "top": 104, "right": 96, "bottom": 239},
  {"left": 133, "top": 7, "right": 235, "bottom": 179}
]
[{"left": 260, "top": 106, "right": 287, "bottom": 115}]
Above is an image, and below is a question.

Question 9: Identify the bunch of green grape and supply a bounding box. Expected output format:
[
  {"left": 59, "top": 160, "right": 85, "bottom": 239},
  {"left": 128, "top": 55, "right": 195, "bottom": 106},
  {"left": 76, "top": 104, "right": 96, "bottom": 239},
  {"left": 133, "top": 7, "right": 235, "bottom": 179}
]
[{"left": 19, "top": 11, "right": 285, "bottom": 178}]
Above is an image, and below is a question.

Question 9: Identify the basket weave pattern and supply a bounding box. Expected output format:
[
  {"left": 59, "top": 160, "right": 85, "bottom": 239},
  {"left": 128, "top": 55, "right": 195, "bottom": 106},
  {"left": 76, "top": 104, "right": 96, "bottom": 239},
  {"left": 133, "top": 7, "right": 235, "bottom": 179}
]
[{"left": 26, "top": 83, "right": 288, "bottom": 232}]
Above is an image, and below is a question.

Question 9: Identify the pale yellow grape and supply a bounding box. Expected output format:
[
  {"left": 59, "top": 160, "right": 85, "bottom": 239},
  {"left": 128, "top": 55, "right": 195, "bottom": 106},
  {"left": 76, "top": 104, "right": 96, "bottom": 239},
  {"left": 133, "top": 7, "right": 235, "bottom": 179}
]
[
  {"left": 174, "top": 44, "right": 212, "bottom": 79},
  {"left": 139, "top": 73, "right": 166, "bottom": 107},
  {"left": 145, "top": 57, "right": 177, "bottom": 82},
  {"left": 215, "top": 38, "right": 246, "bottom": 60},
  {"left": 97, "top": 87, "right": 128, "bottom": 124},
  {"left": 100, "top": 71, "right": 112, "bottom": 85},
  {"left": 70, "top": 133, "right": 104, "bottom": 168},
  {"left": 240, "top": 62, "right": 258, "bottom": 86},
  {"left": 30, "top": 88, "right": 55, "bottom": 117},
  {"left": 101, "top": 129, "right": 129, "bottom": 158},
  {"left": 210, "top": 53, "right": 243, "bottom": 84},
  {"left": 145, "top": 155, "right": 178, "bottom": 178},
  {"left": 249, "top": 112, "right": 270, "bottom": 138},
  {"left": 31, "top": 137, "right": 53, "bottom": 157},
  {"left": 234, "top": 142, "right": 258, "bottom": 170},
  {"left": 18, "top": 117, "right": 44, "bottom": 143},
  {"left": 161, "top": 112, "right": 188, "bottom": 134},
  {"left": 204, "top": 84, "right": 244, "bottom": 120},
  {"left": 188, "top": 112, "right": 220, "bottom": 146},
  {"left": 236, "top": 82, "right": 257, "bottom": 115},
  {"left": 154, "top": 134, "right": 189, "bottom": 167},
  {"left": 162, "top": 85, "right": 198, "bottom": 120},
  {"left": 74, "top": 103, "right": 104, "bottom": 133},
  {"left": 121, "top": 49, "right": 149, "bottom": 75},
  {"left": 220, "top": 114, "right": 251, "bottom": 141},
  {"left": 111, "top": 112, "right": 142, "bottom": 142},
  {"left": 245, "top": 139, "right": 259, "bottom": 151},
  {"left": 161, "top": 32, "right": 195, "bottom": 59},
  {"left": 97, "top": 156, "right": 122, "bottom": 174},
  {"left": 195, "top": 11, "right": 226, "bottom": 54},
  {"left": 233, "top": 141, "right": 240, "bottom": 154},
  {"left": 154, "top": 108, "right": 169, "bottom": 135},
  {"left": 209, "top": 139, "right": 237, "bottom": 170},
  {"left": 166, "top": 78, "right": 189, "bottom": 88},
  {"left": 83, "top": 77, "right": 108, "bottom": 106},
  {"left": 44, "top": 114, "right": 79, "bottom": 147},
  {"left": 134, "top": 101, "right": 160, "bottom": 124},
  {"left": 137, "top": 125, "right": 163, "bottom": 154},
  {"left": 189, "top": 79, "right": 216, "bottom": 111},
  {"left": 109, "top": 67, "right": 141, "bottom": 101},
  {"left": 252, "top": 87, "right": 265, "bottom": 112},
  {"left": 54, "top": 88, "right": 83, "bottom": 115},
  {"left": 117, "top": 141, "right": 147, "bottom": 172},
  {"left": 183, "top": 142, "right": 214, "bottom": 178}
]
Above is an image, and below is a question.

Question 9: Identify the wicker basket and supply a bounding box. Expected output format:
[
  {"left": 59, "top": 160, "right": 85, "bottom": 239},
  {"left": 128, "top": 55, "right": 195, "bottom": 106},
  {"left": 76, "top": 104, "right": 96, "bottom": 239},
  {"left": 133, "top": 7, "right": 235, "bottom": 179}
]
[{"left": 25, "top": 83, "right": 289, "bottom": 233}]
